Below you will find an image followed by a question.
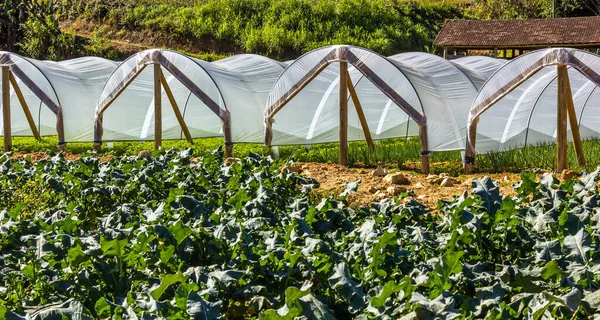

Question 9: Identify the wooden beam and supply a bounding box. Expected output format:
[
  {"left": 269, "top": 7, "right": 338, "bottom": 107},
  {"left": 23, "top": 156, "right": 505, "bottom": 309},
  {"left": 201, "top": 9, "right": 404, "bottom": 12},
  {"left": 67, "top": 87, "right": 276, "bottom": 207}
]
[
  {"left": 9, "top": 72, "right": 40, "bottom": 140},
  {"left": 266, "top": 50, "right": 337, "bottom": 120},
  {"left": 2, "top": 67, "right": 11, "bottom": 152},
  {"left": 464, "top": 118, "right": 478, "bottom": 174},
  {"left": 154, "top": 64, "right": 162, "bottom": 150},
  {"left": 556, "top": 65, "right": 569, "bottom": 172},
  {"left": 345, "top": 70, "right": 374, "bottom": 152},
  {"left": 419, "top": 121, "right": 430, "bottom": 175},
  {"left": 98, "top": 64, "right": 148, "bottom": 116},
  {"left": 159, "top": 72, "right": 193, "bottom": 144},
  {"left": 558, "top": 65, "right": 585, "bottom": 166},
  {"left": 339, "top": 61, "right": 348, "bottom": 166}
]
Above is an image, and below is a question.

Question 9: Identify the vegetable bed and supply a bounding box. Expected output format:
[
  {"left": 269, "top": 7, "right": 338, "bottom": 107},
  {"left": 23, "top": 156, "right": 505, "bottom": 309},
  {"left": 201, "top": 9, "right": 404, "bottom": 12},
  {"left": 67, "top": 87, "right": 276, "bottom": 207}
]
[{"left": 0, "top": 149, "right": 599, "bottom": 319}]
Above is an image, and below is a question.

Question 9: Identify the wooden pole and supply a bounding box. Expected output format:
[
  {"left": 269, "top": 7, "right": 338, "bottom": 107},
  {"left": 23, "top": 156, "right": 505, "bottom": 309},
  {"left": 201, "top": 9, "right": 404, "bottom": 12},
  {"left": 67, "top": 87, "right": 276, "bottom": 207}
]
[
  {"left": 557, "top": 65, "right": 586, "bottom": 166},
  {"left": 419, "top": 121, "right": 430, "bottom": 175},
  {"left": 339, "top": 61, "right": 348, "bottom": 166},
  {"left": 464, "top": 118, "right": 478, "bottom": 174},
  {"left": 159, "top": 72, "right": 193, "bottom": 144},
  {"left": 345, "top": 71, "right": 374, "bottom": 152},
  {"left": 9, "top": 72, "right": 41, "bottom": 140},
  {"left": 556, "top": 65, "right": 569, "bottom": 172},
  {"left": 154, "top": 64, "right": 162, "bottom": 150},
  {"left": 2, "top": 67, "right": 11, "bottom": 152}
]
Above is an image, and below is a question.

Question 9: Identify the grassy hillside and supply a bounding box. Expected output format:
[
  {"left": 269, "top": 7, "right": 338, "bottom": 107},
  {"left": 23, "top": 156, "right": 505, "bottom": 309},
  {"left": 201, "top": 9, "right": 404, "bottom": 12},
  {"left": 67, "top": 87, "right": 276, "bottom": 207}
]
[{"left": 57, "top": 0, "right": 467, "bottom": 60}]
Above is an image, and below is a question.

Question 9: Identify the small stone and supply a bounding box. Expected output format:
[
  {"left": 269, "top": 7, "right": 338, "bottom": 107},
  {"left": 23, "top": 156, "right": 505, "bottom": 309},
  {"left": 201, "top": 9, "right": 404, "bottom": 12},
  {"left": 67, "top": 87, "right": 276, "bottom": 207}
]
[
  {"left": 426, "top": 174, "right": 438, "bottom": 181},
  {"left": 384, "top": 173, "right": 411, "bottom": 185},
  {"left": 224, "top": 157, "right": 241, "bottom": 165},
  {"left": 320, "top": 166, "right": 327, "bottom": 170},
  {"left": 560, "top": 169, "right": 577, "bottom": 180},
  {"left": 359, "top": 169, "right": 368, "bottom": 174},
  {"left": 287, "top": 163, "right": 303, "bottom": 173},
  {"left": 137, "top": 150, "right": 151, "bottom": 158},
  {"left": 503, "top": 175, "right": 509, "bottom": 181},
  {"left": 368, "top": 186, "right": 378, "bottom": 194},
  {"left": 371, "top": 168, "right": 388, "bottom": 177},
  {"left": 440, "top": 177, "right": 454, "bottom": 187},
  {"left": 414, "top": 182, "right": 424, "bottom": 188},
  {"left": 387, "top": 185, "right": 407, "bottom": 195},
  {"left": 417, "top": 195, "right": 427, "bottom": 200},
  {"left": 439, "top": 173, "right": 450, "bottom": 178},
  {"left": 378, "top": 192, "right": 387, "bottom": 199}
]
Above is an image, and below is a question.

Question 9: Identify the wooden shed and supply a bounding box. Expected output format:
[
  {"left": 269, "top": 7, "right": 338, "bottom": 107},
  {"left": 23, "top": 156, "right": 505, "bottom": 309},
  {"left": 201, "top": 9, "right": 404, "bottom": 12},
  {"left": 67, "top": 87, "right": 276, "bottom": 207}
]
[{"left": 435, "top": 16, "right": 600, "bottom": 59}]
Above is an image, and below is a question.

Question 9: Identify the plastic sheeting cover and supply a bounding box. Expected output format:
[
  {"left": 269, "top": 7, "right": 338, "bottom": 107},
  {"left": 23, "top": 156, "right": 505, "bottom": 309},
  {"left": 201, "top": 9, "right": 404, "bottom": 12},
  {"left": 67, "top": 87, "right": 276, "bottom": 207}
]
[
  {"left": 265, "top": 46, "right": 479, "bottom": 152},
  {"left": 0, "top": 52, "right": 61, "bottom": 137},
  {"left": 0, "top": 53, "right": 118, "bottom": 141},
  {"left": 97, "top": 49, "right": 285, "bottom": 143},
  {"left": 469, "top": 48, "right": 600, "bottom": 153},
  {"left": 449, "top": 56, "right": 507, "bottom": 90}
]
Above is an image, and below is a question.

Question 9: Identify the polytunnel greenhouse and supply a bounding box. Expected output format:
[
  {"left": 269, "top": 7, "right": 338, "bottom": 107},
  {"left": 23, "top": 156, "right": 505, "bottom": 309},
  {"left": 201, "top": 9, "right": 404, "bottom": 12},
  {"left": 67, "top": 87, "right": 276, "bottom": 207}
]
[
  {"left": 264, "top": 45, "right": 481, "bottom": 172},
  {"left": 464, "top": 47, "right": 600, "bottom": 172},
  {"left": 94, "top": 49, "right": 286, "bottom": 155},
  {"left": 0, "top": 52, "right": 117, "bottom": 149}
]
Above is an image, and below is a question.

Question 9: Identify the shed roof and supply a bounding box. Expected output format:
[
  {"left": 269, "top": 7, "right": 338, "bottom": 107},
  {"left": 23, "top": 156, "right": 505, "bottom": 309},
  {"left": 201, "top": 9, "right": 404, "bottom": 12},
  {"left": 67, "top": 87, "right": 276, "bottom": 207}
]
[{"left": 435, "top": 16, "right": 600, "bottom": 48}]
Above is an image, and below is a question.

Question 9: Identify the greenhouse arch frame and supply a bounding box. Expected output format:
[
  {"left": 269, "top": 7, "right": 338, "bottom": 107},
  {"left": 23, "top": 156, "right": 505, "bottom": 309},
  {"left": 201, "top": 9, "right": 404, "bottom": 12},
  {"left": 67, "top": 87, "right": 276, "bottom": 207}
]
[
  {"left": 465, "top": 48, "right": 600, "bottom": 173},
  {"left": 94, "top": 49, "right": 233, "bottom": 155},
  {"left": 264, "top": 45, "right": 431, "bottom": 171},
  {"left": 0, "top": 51, "right": 64, "bottom": 150}
]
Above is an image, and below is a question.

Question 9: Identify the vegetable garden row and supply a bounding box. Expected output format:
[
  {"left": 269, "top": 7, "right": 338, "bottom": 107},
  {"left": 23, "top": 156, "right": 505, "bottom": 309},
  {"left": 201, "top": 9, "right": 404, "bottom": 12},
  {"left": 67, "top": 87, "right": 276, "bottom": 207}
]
[{"left": 0, "top": 150, "right": 599, "bottom": 319}]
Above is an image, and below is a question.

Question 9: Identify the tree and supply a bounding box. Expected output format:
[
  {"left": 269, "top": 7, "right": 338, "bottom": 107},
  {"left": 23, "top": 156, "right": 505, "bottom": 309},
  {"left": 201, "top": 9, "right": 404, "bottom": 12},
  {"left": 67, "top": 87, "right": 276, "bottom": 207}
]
[
  {"left": 0, "top": 0, "right": 76, "bottom": 59},
  {"left": 469, "top": 0, "right": 599, "bottom": 19}
]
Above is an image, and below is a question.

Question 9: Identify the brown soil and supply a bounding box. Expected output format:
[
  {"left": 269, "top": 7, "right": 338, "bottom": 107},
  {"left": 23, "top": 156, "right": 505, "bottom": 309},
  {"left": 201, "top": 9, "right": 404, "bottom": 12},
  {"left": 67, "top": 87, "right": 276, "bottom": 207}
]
[{"left": 295, "top": 162, "right": 524, "bottom": 209}]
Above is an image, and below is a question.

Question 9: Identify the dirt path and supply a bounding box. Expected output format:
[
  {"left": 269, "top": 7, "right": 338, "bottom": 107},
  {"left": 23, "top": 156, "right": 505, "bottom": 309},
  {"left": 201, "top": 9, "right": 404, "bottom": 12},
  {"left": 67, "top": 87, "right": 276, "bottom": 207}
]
[{"left": 295, "top": 162, "right": 525, "bottom": 208}]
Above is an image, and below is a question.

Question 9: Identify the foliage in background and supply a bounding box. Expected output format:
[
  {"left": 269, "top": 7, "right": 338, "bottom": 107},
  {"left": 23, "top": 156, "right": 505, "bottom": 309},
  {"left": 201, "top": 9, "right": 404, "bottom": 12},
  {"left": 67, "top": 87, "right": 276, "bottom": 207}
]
[
  {"left": 1, "top": 149, "right": 600, "bottom": 318},
  {"left": 469, "top": 0, "right": 600, "bottom": 19},
  {"left": 57, "top": 0, "right": 466, "bottom": 59}
]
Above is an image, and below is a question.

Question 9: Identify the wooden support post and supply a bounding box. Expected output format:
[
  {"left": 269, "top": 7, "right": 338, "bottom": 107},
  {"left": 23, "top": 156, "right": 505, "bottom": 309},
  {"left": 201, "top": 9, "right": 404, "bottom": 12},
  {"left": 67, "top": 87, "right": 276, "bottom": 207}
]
[
  {"left": 2, "top": 67, "right": 11, "bottom": 152},
  {"left": 154, "top": 64, "right": 162, "bottom": 150},
  {"left": 9, "top": 72, "right": 41, "bottom": 140},
  {"left": 346, "top": 71, "right": 374, "bottom": 152},
  {"left": 339, "top": 61, "right": 348, "bottom": 166},
  {"left": 443, "top": 47, "right": 448, "bottom": 59},
  {"left": 159, "top": 72, "right": 193, "bottom": 144},
  {"left": 556, "top": 65, "right": 569, "bottom": 172},
  {"left": 464, "top": 119, "right": 478, "bottom": 174},
  {"left": 493, "top": 48, "right": 498, "bottom": 58},
  {"left": 419, "top": 121, "right": 430, "bottom": 175},
  {"left": 557, "top": 65, "right": 586, "bottom": 166}
]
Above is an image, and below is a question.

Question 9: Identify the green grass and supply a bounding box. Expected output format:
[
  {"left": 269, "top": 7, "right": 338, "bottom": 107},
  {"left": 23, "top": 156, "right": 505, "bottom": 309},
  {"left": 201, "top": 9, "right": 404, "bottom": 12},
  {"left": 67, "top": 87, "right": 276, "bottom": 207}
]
[
  {"left": 6, "top": 136, "right": 600, "bottom": 175},
  {"left": 59, "top": 0, "right": 466, "bottom": 59}
]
